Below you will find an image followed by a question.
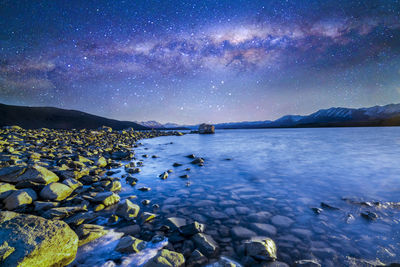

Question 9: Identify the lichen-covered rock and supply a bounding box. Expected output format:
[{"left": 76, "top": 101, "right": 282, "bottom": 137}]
[
  {"left": 3, "top": 189, "right": 37, "bottom": 210},
  {"left": 62, "top": 178, "right": 82, "bottom": 190},
  {"left": 0, "top": 211, "right": 78, "bottom": 266},
  {"left": 92, "top": 192, "right": 120, "bottom": 206},
  {"left": 115, "top": 199, "right": 140, "bottom": 220},
  {"left": 144, "top": 249, "right": 185, "bottom": 267},
  {"left": 0, "top": 166, "right": 26, "bottom": 183},
  {"left": 9, "top": 165, "right": 59, "bottom": 184},
  {"left": 75, "top": 224, "right": 108, "bottom": 247},
  {"left": 40, "top": 182, "right": 73, "bottom": 201}
]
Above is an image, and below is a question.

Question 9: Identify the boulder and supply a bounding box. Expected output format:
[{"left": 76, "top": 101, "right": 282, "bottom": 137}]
[
  {"left": 0, "top": 166, "right": 26, "bottom": 183},
  {"left": 8, "top": 165, "right": 59, "bottom": 184},
  {"left": 144, "top": 249, "right": 185, "bottom": 267},
  {"left": 192, "top": 233, "right": 219, "bottom": 257},
  {"left": 115, "top": 236, "right": 146, "bottom": 253},
  {"left": 198, "top": 123, "right": 215, "bottom": 134},
  {"left": 92, "top": 192, "right": 120, "bottom": 206},
  {"left": 244, "top": 237, "right": 277, "bottom": 261},
  {"left": 0, "top": 211, "right": 78, "bottom": 266},
  {"left": 115, "top": 199, "right": 140, "bottom": 220},
  {"left": 3, "top": 189, "right": 37, "bottom": 210},
  {"left": 40, "top": 182, "right": 73, "bottom": 201},
  {"left": 62, "top": 178, "right": 82, "bottom": 190},
  {"left": 95, "top": 156, "right": 108, "bottom": 167}
]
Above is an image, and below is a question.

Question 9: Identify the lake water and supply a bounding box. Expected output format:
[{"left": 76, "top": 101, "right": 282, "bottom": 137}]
[{"left": 78, "top": 127, "right": 400, "bottom": 266}]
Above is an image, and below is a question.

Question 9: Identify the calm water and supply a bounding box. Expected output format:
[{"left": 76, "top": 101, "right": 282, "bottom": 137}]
[{"left": 80, "top": 127, "right": 400, "bottom": 266}]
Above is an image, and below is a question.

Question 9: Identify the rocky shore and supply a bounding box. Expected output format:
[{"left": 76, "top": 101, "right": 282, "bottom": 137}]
[{"left": 0, "top": 126, "right": 283, "bottom": 267}]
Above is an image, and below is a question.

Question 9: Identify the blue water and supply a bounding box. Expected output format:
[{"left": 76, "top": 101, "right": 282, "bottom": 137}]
[{"left": 121, "top": 127, "right": 400, "bottom": 265}]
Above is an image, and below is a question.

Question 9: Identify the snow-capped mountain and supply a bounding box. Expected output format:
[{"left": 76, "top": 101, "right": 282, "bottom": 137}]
[
  {"left": 137, "top": 103, "right": 400, "bottom": 129},
  {"left": 136, "top": 121, "right": 165, "bottom": 128}
]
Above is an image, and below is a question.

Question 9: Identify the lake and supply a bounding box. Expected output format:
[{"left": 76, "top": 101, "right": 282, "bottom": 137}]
[{"left": 78, "top": 127, "right": 400, "bottom": 266}]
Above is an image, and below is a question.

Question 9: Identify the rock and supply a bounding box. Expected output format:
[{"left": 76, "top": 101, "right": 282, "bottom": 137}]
[
  {"left": 180, "top": 221, "right": 205, "bottom": 236},
  {"left": 0, "top": 241, "right": 15, "bottom": 262},
  {"left": 191, "top": 158, "right": 204, "bottom": 165},
  {"left": 41, "top": 205, "right": 88, "bottom": 220},
  {"left": 0, "top": 211, "right": 78, "bottom": 266},
  {"left": 111, "top": 151, "right": 132, "bottom": 160},
  {"left": 116, "top": 225, "right": 141, "bottom": 236},
  {"left": 173, "top": 163, "right": 183, "bottom": 167},
  {"left": 244, "top": 237, "right": 277, "bottom": 261},
  {"left": 0, "top": 165, "right": 59, "bottom": 184},
  {"left": 115, "top": 199, "right": 140, "bottom": 220},
  {"left": 188, "top": 249, "right": 208, "bottom": 266},
  {"left": 192, "top": 233, "right": 219, "bottom": 257},
  {"left": 115, "top": 235, "right": 146, "bottom": 253},
  {"left": 34, "top": 201, "right": 59, "bottom": 212},
  {"left": 92, "top": 192, "right": 120, "bottom": 206},
  {"left": 62, "top": 178, "right": 82, "bottom": 190},
  {"left": 231, "top": 226, "right": 257, "bottom": 239},
  {"left": 75, "top": 224, "right": 108, "bottom": 247},
  {"left": 40, "top": 182, "right": 73, "bottom": 201},
  {"left": 166, "top": 217, "right": 187, "bottom": 230},
  {"left": 320, "top": 202, "right": 340, "bottom": 210},
  {"left": 141, "top": 212, "right": 156, "bottom": 223},
  {"left": 0, "top": 182, "right": 16, "bottom": 195},
  {"left": 361, "top": 211, "right": 378, "bottom": 221},
  {"left": 186, "top": 154, "right": 196, "bottom": 159},
  {"left": 180, "top": 174, "right": 189, "bottom": 179},
  {"left": 160, "top": 172, "right": 169, "bottom": 179},
  {"left": 142, "top": 199, "right": 151, "bottom": 205},
  {"left": 96, "top": 156, "right": 108, "bottom": 167},
  {"left": 294, "top": 259, "right": 321, "bottom": 266},
  {"left": 144, "top": 249, "right": 185, "bottom": 267},
  {"left": 106, "top": 180, "right": 122, "bottom": 192},
  {"left": 198, "top": 123, "right": 215, "bottom": 134},
  {"left": 266, "top": 261, "right": 290, "bottom": 267},
  {"left": 3, "top": 188, "right": 37, "bottom": 210},
  {"left": 250, "top": 223, "right": 277, "bottom": 236},
  {"left": 138, "top": 187, "right": 151, "bottom": 191},
  {"left": 271, "top": 215, "right": 294, "bottom": 228},
  {"left": 311, "top": 207, "right": 323, "bottom": 214},
  {"left": 0, "top": 166, "right": 26, "bottom": 183}
]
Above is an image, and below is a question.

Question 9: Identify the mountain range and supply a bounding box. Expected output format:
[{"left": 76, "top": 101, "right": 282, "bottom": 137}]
[
  {"left": 139, "top": 103, "right": 400, "bottom": 129},
  {"left": 1, "top": 102, "right": 400, "bottom": 130}
]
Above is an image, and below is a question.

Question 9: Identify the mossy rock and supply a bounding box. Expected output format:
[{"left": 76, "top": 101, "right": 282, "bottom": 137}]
[
  {"left": 144, "top": 249, "right": 185, "bottom": 267},
  {"left": 0, "top": 211, "right": 78, "bottom": 266}
]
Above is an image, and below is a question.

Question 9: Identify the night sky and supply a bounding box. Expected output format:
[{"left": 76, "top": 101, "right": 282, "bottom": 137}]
[{"left": 1, "top": 0, "right": 400, "bottom": 124}]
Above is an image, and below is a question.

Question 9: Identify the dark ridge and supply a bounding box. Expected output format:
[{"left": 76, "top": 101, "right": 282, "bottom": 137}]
[{"left": 0, "top": 103, "right": 149, "bottom": 130}]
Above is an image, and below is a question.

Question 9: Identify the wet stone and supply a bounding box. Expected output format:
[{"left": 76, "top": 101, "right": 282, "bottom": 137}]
[
  {"left": 250, "top": 223, "right": 277, "bottom": 236},
  {"left": 231, "top": 226, "right": 257, "bottom": 240},
  {"left": 271, "top": 215, "right": 294, "bottom": 228}
]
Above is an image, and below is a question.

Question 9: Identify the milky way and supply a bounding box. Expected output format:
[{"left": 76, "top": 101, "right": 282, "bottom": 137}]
[{"left": 1, "top": 0, "right": 400, "bottom": 124}]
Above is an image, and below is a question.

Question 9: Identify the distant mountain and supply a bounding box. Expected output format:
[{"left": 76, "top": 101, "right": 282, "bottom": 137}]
[
  {"left": 0, "top": 103, "right": 148, "bottom": 130},
  {"left": 156, "top": 103, "right": 400, "bottom": 129},
  {"left": 136, "top": 120, "right": 165, "bottom": 129}
]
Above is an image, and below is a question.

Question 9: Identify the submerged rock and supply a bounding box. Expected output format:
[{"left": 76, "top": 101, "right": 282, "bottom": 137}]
[
  {"left": 0, "top": 211, "right": 78, "bottom": 266},
  {"left": 231, "top": 226, "right": 257, "bottom": 240}
]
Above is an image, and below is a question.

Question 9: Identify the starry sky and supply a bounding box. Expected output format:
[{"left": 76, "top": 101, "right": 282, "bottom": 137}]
[{"left": 1, "top": 0, "right": 400, "bottom": 124}]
